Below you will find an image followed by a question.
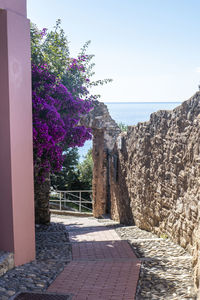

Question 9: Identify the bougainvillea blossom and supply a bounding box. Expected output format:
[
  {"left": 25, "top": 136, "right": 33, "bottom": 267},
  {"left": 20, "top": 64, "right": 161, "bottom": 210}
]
[{"left": 32, "top": 64, "right": 93, "bottom": 181}]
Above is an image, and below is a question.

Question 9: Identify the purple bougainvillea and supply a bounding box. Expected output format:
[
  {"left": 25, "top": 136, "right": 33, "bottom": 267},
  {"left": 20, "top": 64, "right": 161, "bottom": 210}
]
[{"left": 32, "top": 63, "right": 93, "bottom": 181}]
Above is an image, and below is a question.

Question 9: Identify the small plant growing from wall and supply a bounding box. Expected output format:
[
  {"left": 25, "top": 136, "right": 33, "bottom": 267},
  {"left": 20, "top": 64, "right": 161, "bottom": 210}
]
[{"left": 118, "top": 122, "right": 128, "bottom": 132}]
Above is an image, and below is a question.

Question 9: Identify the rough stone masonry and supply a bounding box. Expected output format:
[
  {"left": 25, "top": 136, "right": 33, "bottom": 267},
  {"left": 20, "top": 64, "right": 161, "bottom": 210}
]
[
  {"left": 80, "top": 100, "right": 120, "bottom": 217},
  {"left": 109, "top": 92, "right": 200, "bottom": 295}
]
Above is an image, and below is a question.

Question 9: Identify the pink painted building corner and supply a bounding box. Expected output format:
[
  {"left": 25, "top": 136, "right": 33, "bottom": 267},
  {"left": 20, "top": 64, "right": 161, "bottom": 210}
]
[{"left": 0, "top": 0, "right": 35, "bottom": 266}]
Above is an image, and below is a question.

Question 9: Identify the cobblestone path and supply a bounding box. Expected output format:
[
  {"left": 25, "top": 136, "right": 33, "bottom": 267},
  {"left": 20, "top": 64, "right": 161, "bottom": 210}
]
[
  {"left": 0, "top": 221, "right": 71, "bottom": 299},
  {"left": 48, "top": 216, "right": 141, "bottom": 300},
  {"left": 0, "top": 214, "right": 196, "bottom": 299},
  {"left": 116, "top": 226, "right": 196, "bottom": 299}
]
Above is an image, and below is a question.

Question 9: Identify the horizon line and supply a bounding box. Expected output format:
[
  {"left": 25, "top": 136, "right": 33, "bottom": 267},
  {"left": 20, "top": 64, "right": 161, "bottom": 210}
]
[{"left": 103, "top": 101, "right": 182, "bottom": 104}]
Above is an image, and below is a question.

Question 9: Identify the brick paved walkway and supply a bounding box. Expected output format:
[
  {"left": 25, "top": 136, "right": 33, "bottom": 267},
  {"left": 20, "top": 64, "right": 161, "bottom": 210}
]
[{"left": 48, "top": 216, "right": 141, "bottom": 300}]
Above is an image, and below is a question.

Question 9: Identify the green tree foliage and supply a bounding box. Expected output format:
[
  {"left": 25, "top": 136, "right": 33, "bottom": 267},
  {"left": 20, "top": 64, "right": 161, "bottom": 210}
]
[
  {"left": 118, "top": 122, "right": 128, "bottom": 132},
  {"left": 31, "top": 20, "right": 112, "bottom": 95},
  {"left": 51, "top": 148, "right": 93, "bottom": 190},
  {"left": 78, "top": 149, "right": 93, "bottom": 189},
  {"left": 31, "top": 20, "right": 69, "bottom": 78},
  {"left": 50, "top": 148, "right": 81, "bottom": 190}
]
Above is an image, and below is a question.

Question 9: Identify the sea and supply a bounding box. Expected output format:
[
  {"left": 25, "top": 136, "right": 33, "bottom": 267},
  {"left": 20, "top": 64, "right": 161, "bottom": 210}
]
[{"left": 79, "top": 102, "right": 181, "bottom": 161}]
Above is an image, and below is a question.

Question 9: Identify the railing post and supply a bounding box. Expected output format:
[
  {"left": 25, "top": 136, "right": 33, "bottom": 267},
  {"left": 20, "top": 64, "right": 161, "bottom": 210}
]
[
  {"left": 79, "top": 191, "right": 81, "bottom": 212},
  {"left": 64, "top": 192, "right": 66, "bottom": 209},
  {"left": 59, "top": 192, "right": 62, "bottom": 211}
]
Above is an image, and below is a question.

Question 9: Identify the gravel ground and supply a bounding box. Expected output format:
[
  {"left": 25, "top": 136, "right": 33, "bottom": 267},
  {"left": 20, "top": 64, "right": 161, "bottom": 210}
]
[{"left": 115, "top": 226, "right": 197, "bottom": 300}]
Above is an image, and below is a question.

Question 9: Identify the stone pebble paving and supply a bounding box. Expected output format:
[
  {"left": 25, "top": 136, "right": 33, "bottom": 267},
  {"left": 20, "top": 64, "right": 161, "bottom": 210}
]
[
  {"left": 115, "top": 226, "right": 197, "bottom": 300},
  {"left": 0, "top": 215, "right": 197, "bottom": 299},
  {"left": 0, "top": 221, "right": 71, "bottom": 300}
]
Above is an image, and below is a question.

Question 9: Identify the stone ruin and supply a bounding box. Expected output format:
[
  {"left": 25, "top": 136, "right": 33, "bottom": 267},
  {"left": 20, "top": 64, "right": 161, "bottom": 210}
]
[
  {"left": 83, "top": 93, "right": 200, "bottom": 296},
  {"left": 80, "top": 100, "right": 121, "bottom": 217}
]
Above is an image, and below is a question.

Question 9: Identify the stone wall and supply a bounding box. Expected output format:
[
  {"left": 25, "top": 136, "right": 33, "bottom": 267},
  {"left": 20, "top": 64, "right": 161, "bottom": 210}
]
[
  {"left": 92, "top": 129, "right": 108, "bottom": 217},
  {"left": 80, "top": 101, "right": 121, "bottom": 217},
  {"left": 109, "top": 92, "right": 200, "bottom": 292},
  {"left": 34, "top": 176, "right": 51, "bottom": 224},
  {"left": 0, "top": 252, "right": 14, "bottom": 277}
]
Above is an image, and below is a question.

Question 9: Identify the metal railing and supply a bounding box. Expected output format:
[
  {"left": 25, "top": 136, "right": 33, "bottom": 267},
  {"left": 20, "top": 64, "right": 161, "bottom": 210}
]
[{"left": 49, "top": 190, "right": 93, "bottom": 213}]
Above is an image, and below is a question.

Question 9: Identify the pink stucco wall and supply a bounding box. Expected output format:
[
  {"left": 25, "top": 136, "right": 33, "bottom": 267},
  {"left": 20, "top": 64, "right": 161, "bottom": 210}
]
[
  {"left": 0, "top": 0, "right": 35, "bottom": 266},
  {"left": 0, "top": 0, "right": 26, "bottom": 16}
]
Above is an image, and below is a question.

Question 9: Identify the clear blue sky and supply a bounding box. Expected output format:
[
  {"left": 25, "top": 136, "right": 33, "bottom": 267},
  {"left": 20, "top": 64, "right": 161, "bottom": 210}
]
[{"left": 27, "top": 0, "right": 200, "bottom": 102}]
